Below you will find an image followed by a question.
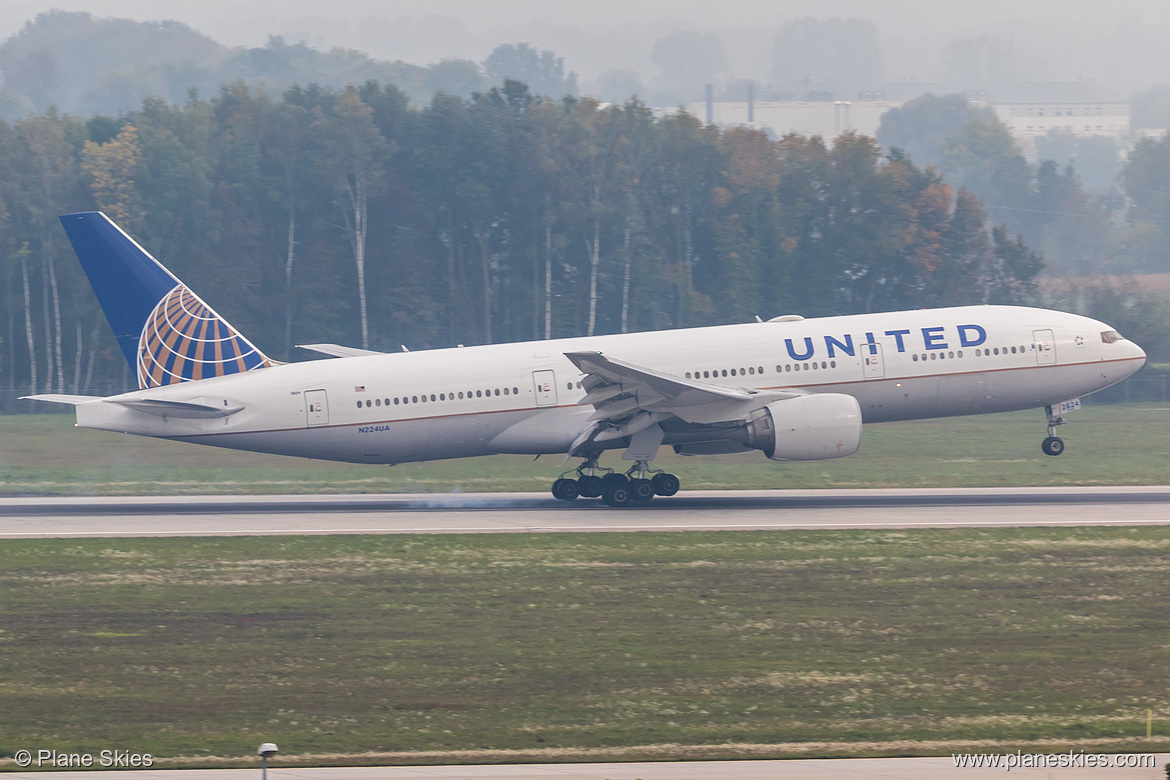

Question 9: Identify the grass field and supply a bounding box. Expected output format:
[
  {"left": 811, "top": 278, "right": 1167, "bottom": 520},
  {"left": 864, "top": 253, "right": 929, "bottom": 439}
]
[
  {"left": 2, "top": 529, "right": 1170, "bottom": 767},
  {"left": 4, "top": 403, "right": 1170, "bottom": 495}
]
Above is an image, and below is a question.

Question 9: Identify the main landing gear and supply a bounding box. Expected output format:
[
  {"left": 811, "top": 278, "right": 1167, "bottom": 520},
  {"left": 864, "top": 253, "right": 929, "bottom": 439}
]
[
  {"left": 551, "top": 458, "right": 680, "bottom": 507},
  {"left": 1042, "top": 404, "right": 1066, "bottom": 456}
]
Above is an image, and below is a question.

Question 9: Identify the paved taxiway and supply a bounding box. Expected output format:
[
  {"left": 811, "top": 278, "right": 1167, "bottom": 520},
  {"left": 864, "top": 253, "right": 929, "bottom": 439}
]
[
  {"left": 2, "top": 486, "right": 1170, "bottom": 537},
  {"left": 5, "top": 757, "right": 1168, "bottom": 779}
]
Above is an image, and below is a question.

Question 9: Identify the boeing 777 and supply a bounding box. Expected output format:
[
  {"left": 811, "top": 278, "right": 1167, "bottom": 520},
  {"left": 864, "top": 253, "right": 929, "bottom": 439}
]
[{"left": 25, "top": 212, "right": 1147, "bottom": 506}]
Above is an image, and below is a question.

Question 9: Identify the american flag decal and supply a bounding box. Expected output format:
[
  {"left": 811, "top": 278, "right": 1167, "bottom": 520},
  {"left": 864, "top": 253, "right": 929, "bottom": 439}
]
[{"left": 355, "top": 385, "right": 366, "bottom": 392}]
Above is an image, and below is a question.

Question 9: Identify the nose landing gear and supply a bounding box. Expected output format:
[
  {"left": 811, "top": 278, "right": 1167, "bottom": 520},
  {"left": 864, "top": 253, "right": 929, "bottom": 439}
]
[{"left": 1042, "top": 404, "right": 1066, "bottom": 456}]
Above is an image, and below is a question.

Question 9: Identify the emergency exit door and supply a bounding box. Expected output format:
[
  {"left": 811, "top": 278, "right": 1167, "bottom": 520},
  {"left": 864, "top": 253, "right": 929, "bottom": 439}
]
[
  {"left": 533, "top": 370, "right": 557, "bottom": 407},
  {"left": 1033, "top": 329, "right": 1056, "bottom": 365},
  {"left": 863, "top": 342, "right": 885, "bottom": 379},
  {"left": 305, "top": 389, "right": 329, "bottom": 426}
]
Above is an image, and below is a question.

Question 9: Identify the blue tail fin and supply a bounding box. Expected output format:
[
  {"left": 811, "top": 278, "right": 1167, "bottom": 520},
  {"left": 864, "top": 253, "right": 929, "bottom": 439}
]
[{"left": 60, "top": 212, "right": 271, "bottom": 389}]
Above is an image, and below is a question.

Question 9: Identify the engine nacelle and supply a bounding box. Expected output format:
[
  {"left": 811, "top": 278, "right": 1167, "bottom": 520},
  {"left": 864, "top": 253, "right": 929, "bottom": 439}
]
[{"left": 742, "top": 393, "right": 862, "bottom": 461}]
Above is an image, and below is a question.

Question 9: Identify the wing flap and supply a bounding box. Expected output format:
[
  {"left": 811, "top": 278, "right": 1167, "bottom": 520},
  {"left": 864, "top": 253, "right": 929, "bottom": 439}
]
[{"left": 564, "top": 351, "right": 802, "bottom": 455}]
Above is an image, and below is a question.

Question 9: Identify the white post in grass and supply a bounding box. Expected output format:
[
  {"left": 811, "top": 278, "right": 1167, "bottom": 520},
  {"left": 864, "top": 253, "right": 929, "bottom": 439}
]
[{"left": 258, "top": 743, "right": 278, "bottom": 780}]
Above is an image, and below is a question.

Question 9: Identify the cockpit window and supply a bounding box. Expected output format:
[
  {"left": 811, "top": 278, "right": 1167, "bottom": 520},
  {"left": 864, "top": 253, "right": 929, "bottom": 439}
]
[{"left": 1101, "top": 330, "right": 1124, "bottom": 344}]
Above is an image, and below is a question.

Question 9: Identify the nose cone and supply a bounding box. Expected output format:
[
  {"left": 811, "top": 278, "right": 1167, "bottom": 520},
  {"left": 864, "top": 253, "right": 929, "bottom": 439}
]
[
  {"left": 1124, "top": 338, "right": 1147, "bottom": 377},
  {"left": 1130, "top": 339, "right": 1148, "bottom": 366}
]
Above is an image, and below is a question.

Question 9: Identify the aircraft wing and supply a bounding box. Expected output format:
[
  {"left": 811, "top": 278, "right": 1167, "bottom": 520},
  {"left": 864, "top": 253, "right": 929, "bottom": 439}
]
[
  {"left": 564, "top": 351, "right": 800, "bottom": 449},
  {"left": 296, "top": 343, "right": 387, "bottom": 358}
]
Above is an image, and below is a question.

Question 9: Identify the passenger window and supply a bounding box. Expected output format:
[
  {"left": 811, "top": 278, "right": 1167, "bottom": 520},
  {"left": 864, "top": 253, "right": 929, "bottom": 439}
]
[
  {"left": 476, "top": 390, "right": 482, "bottom": 398},
  {"left": 494, "top": 389, "right": 500, "bottom": 396},
  {"left": 394, "top": 397, "right": 400, "bottom": 405},
  {"left": 513, "top": 387, "right": 519, "bottom": 394},
  {"left": 375, "top": 398, "right": 381, "bottom": 406},
  {"left": 355, "top": 401, "right": 362, "bottom": 409},
  {"left": 412, "top": 395, "right": 418, "bottom": 403},
  {"left": 366, "top": 399, "right": 372, "bottom": 407},
  {"left": 730, "top": 368, "right": 737, "bottom": 376},
  {"left": 748, "top": 367, "right": 755, "bottom": 375},
  {"left": 721, "top": 369, "right": 728, "bottom": 377},
  {"left": 913, "top": 354, "right": 919, "bottom": 362}
]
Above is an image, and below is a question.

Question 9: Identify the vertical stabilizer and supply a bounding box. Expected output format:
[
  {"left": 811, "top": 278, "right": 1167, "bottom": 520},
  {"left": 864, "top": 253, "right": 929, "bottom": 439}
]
[{"left": 59, "top": 212, "right": 270, "bottom": 389}]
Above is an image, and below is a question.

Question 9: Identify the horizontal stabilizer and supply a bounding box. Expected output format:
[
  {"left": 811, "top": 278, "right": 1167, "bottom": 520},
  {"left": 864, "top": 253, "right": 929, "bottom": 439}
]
[
  {"left": 297, "top": 343, "right": 387, "bottom": 358},
  {"left": 109, "top": 398, "right": 244, "bottom": 419},
  {"left": 20, "top": 394, "right": 105, "bottom": 406}
]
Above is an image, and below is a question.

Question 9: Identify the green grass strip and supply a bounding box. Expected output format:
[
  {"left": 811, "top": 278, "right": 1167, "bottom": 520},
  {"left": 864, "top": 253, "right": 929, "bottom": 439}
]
[{"left": 1, "top": 528, "right": 1170, "bottom": 764}]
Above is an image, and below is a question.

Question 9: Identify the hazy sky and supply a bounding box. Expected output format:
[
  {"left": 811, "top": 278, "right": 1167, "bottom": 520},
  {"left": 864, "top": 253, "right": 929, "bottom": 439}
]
[{"left": 5, "top": 0, "right": 1170, "bottom": 92}]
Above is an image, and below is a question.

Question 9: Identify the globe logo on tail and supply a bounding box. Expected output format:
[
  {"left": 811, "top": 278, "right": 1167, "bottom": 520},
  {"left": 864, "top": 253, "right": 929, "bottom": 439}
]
[{"left": 137, "top": 284, "right": 270, "bottom": 389}]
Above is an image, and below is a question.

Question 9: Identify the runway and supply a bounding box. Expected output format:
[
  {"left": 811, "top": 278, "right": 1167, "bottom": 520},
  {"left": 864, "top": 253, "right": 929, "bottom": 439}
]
[{"left": 2, "top": 486, "right": 1170, "bottom": 537}]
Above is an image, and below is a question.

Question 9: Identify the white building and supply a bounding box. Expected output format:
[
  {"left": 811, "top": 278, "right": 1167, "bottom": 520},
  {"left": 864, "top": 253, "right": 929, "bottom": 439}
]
[
  {"left": 980, "top": 83, "right": 1129, "bottom": 153},
  {"left": 682, "top": 98, "right": 898, "bottom": 140},
  {"left": 681, "top": 82, "right": 1129, "bottom": 154}
]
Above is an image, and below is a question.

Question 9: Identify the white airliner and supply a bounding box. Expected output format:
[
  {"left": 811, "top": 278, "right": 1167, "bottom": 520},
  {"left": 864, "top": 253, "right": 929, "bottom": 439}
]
[{"left": 26, "top": 212, "right": 1147, "bottom": 506}]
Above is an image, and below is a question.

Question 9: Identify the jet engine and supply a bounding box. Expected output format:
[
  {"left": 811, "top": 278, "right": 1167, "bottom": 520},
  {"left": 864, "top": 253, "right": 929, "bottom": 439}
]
[{"left": 740, "top": 393, "right": 862, "bottom": 461}]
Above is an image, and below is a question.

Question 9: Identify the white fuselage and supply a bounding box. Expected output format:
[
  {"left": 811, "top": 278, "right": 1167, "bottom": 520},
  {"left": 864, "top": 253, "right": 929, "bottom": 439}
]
[{"left": 74, "top": 305, "right": 1147, "bottom": 464}]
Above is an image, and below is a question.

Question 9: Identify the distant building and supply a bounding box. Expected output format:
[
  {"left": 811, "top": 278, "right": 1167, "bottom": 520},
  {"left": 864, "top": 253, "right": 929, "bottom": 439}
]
[
  {"left": 682, "top": 98, "right": 897, "bottom": 140},
  {"left": 678, "top": 81, "right": 1130, "bottom": 155},
  {"left": 979, "top": 82, "right": 1129, "bottom": 155}
]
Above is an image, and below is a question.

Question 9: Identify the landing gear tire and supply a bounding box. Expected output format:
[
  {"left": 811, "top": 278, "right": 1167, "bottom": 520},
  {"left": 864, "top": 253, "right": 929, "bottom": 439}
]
[
  {"left": 651, "top": 472, "right": 680, "bottom": 497},
  {"left": 629, "top": 478, "right": 655, "bottom": 502},
  {"left": 602, "top": 481, "right": 632, "bottom": 507},
  {"left": 577, "top": 474, "right": 603, "bottom": 498},
  {"left": 552, "top": 477, "right": 580, "bottom": 501},
  {"left": 601, "top": 472, "right": 628, "bottom": 490},
  {"left": 1041, "top": 436, "right": 1065, "bottom": 457}
]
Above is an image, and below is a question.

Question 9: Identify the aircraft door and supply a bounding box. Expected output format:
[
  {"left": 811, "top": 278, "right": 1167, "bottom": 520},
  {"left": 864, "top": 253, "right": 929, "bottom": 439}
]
[
  {"left": 863, "top": 342, "right": 885, "bottom": 379},
  {"left": 305, "top": 389, "right": 329, "bottom": 426},
  {"left": 1033, "top": 330, "right": 1056, "bottom": 365},
  {"left": 533, "top": 370, "right": 557, "bottom": 407}
]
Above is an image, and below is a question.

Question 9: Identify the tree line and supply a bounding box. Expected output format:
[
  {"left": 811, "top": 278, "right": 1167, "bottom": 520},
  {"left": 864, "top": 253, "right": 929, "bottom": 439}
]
[{"left": 1, "top": 80, "right": 1047, "bottom": 399}]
